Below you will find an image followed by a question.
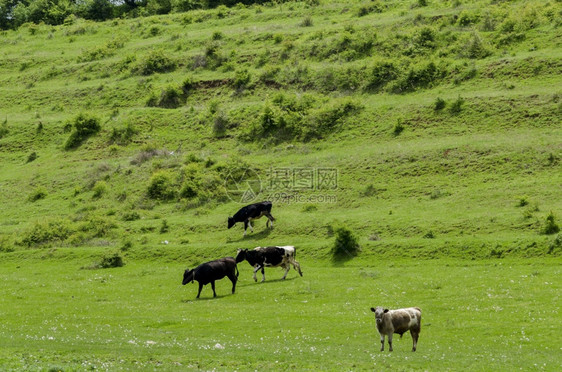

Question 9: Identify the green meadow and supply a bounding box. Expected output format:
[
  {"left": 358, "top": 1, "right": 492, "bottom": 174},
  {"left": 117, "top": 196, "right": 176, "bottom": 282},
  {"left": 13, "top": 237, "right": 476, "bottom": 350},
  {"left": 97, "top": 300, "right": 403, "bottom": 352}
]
[{"left": 1, "top": 0, "right": 561, "bottom": 370}]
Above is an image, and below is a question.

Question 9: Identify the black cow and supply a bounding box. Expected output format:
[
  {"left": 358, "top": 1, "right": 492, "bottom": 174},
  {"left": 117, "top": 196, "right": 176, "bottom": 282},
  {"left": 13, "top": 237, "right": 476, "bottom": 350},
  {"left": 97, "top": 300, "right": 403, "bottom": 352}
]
[
  {"left": 182, "top": 257, "right": 238, "bottom": 298},
  {"left": 228, "top": 201, "right": 275, "bottom": 236},
  {"left": 235, "top": 246, "right": 303, "bottom": 282}
]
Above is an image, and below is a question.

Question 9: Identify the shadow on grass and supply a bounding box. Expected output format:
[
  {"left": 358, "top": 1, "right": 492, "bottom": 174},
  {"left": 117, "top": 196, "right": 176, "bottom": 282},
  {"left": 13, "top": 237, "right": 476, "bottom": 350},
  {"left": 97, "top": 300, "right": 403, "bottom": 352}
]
[
  {"left": 331, "top": 252, "right": 357, "bottom": 267},
  {"left": 236, "top": 275, "right": 298, "bottom": 288},
  {"left": 180, "top": 292, "right": 234, "bottom": 302},
  {"left": 230, "top": 227, "right": 273, "bottom": 243}
]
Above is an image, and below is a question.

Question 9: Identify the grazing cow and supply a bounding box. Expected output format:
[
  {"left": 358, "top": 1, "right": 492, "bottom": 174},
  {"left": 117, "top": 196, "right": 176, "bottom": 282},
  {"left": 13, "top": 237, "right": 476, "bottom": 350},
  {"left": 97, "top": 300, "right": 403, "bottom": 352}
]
[
  {"left": 370, "top": 306, "right": 422, "bottom": 352},
  {"left": 235, "top": 245, "right": 303, "bottom": 282},
  {"left": 182, "top": 257, "right": 238, "bottom": 299},
  {"left": 228, "top": 201, "right": 275, "bottom": 236}
]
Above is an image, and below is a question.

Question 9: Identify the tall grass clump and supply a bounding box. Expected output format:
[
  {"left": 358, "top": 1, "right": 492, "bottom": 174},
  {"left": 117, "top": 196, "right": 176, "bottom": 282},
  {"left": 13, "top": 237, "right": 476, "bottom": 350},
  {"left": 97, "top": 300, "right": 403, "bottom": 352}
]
[
  {"left": 64, "top": 113, "right": 101, "bottom": 150},
  {"left": 0, "top": 118, "right": 8, "bottom": 138},
  {"left": 542, "top": 212, "right": 560, "bottom": 235},
  {"left": 28, "top": 187, "right": 47, "bottom": 202}
]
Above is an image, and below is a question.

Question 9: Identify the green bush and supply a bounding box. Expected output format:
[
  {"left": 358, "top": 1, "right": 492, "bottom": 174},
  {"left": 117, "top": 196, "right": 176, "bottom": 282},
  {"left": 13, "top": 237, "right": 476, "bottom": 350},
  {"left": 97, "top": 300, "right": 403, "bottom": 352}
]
[
  {"left": 212, "top": 111, "right": 229, "bottom": 138},
  {"left": 449, "top": 96, "right": 464, "bottom": 114},
  {"left": 155, "top": 85, "right": 184, "bottom": 108},
  {"left": 135, "top": 49, "right": 177, "bottom": 75},
  {"left": 64, "top": 113, "right": 101, "bottom": 150},
  {"left": 98, "top": 252, "right": 124, "bottom": 268},
  {"left": 92, "top": 181, "right": 107, "bottom": 199},
  {"left": 232, "top": 69, "right": 251, "bottom": 91},
  {"left": 110, "top": 122, "right": 138, "bottom": 145},
  {"left": 393, "top": 119, "right": 405, "bottom": 136},
  {"left": 28, "top": 187, "right": 47, "bottom": 202},
  {"left": 0, "top": 235, "right": 15, "bottom": 253},
  {"left": 364, "top": 60, "right": 399, "bottom": 92},
  {"left": 122, "top": 210, "right": 141, "bottom": 221},
  {"left": 332, "top": 226, "right": 360, "bottom": 259},
  {"left": 147, "top": 171, "right": 176, "bottom": 200},
  {"left": 462, "top": 32, "right": 491, "bottom": 59},
  {"left": 179, "top": 180, "right": 198, "bottom": 199},
  {"left": 434, "top": 97, "right": 446, "bottom": 111},
  {"left": 79, "top": 216, "right": 116, "bottom": 238},
  {"left": 391, "top": 61, "right": 444, "bottom": 93},
  {"left": 21, "top": 219, "right": 73, "bottom": 247},
  {"left": 542, "top": 212, "right": 560, "bottom": 235}
]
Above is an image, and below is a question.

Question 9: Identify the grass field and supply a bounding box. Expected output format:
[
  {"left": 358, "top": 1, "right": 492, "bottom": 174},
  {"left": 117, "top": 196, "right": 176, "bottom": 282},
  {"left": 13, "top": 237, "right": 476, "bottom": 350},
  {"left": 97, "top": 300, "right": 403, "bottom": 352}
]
[
  {"left": 1, "top": 255, "right": 560, "bottom": 371},
  {"left": 1, "top": 0, "right": 561, "bottom": 370}
]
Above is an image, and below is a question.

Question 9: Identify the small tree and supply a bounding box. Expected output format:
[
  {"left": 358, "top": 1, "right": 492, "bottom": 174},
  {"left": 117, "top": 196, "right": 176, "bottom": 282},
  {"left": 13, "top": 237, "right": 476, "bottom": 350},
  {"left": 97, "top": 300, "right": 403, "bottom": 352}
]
[{"left": 332, "top": 226, "right": 360, "bottom": 260}]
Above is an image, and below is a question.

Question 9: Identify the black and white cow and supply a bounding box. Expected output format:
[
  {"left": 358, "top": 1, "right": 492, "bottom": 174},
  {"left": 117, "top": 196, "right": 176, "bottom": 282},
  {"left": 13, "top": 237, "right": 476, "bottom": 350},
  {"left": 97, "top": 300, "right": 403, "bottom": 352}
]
[
  {"left": 228, "top": 201, "right": 275, "bottom": 236},
  {"left": 182, "top": 257, "right": 238, "bottom": 298},
  {"left": 235, "top": 246, "right": 303, "bottom": 282}
]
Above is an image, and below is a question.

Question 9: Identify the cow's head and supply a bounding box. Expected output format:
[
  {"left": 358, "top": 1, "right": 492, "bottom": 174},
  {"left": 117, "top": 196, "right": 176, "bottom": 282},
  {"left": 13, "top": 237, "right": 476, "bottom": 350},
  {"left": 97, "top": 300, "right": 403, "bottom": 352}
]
[
  {"left": 228, "top": 217, "right": 235, "bottom": 229},
  {"left": 371, "top": 307, "right": 389, "bottom": 325},
  {"left": 182, "top": 269, "right": 194, "bottom": 285},
  {"left": 235, "top": 249, "right": 247, "bottom": 263}
]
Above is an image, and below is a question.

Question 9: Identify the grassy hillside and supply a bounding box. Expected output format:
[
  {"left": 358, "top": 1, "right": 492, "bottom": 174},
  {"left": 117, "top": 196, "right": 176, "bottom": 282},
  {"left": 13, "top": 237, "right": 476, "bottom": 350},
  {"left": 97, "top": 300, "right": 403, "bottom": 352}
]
[
  {"left": 0, "top": 1, "right": 561, "bottom": 369},
  {"left": 1, "top": 0, "right": 560, "bottom": 261}
]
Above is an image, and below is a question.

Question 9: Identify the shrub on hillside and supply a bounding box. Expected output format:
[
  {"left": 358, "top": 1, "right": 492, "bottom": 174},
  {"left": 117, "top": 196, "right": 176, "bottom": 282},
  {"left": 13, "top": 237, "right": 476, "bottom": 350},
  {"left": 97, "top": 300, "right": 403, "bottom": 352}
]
[
  {"left": 134, "top": 49, "right": 176, "bottom": 75},
  {"left": 20, "top": 219, "right": 73, "bottom": 247},
  {"left": 542, "top": 212, "right": 560, "bottom": 235},
  {"left": 28, "top": 187, "right": 47, "bottom": 202},
  {"left": 363, "top": 60, "right": 399, "bottom": 92},
  {"left": 78, "top": 216, "right": 117, "bottom": 238},
  {"left": 110, "top": 122, "right": 138, "bottom": 145},
  {"left": 332, "top": 226, "right": 360, "bottom": 260},
  {"left": 0, "top": 235, "right": 15, "bottom": 253},
  {"left": 149, "top": 85, "right": 184, "bottom": 109},
  {"left": 461, "top": 32, "right": 492, "bottom": 59},
  {"left": 64, "top": 113, "right": 101, "bottom": 150},
  {"left": 391, "top": 61, "right": 444, "bottom": 93},
  {"left": 87, "top": 252, "right": 124, "bottom": 269},
  {"left": 147, "top": 171, "right": 176, "bottom": 200},
  {"left": 434, "top": 97, "right": 446, "bottom": 111},
  {"left": 212, "top": 111, "right": 229, "bottom": 138},
  {"left": 449, "top": 96, "right": 464, "bottom": 114},
  {"left": 232, "top": 69, "right": 252, "bottom": 92},
  {"left": 92, "top": 181, "right": 108, "bottom": 199},
  {"left": 393, "top": 119, "right": 405, "bottom": 136},
  {"left": 303, "top": 99, "right": 363, "bottom": 140}
]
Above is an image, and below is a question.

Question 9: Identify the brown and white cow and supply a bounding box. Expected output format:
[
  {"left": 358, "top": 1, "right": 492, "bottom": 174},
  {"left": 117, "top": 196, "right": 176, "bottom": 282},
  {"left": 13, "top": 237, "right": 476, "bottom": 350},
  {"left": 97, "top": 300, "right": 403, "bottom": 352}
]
[{"left": 370, "top": 306, "right": 422, "bottom": 352}]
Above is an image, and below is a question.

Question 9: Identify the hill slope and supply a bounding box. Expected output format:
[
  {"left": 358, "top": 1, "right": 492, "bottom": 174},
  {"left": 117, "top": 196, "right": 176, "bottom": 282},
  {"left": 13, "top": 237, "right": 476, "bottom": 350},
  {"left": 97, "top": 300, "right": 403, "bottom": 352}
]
[{"left": 0, "top": 0, "right": 561, "bottom": 262}]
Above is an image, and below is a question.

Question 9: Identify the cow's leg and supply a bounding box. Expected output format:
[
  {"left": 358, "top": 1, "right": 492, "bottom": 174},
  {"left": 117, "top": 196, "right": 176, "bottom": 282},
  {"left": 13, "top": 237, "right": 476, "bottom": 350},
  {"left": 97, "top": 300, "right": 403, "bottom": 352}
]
[
  {"left": 243, "top": 220, "right": 248, "bottom": 236},
  {"left": 260, "top": 266, "right": 266, "bottom": 282},
  {"left": 196, "top": 282, "right": 203, "bottom": 299},
  {"left": 228, "top": 274, "right": 237, "bottom": 294},
  {"left": 388, "top": 333, "right": 394, "bottom": 352},
  {"left": 252, "top": 265, "right": 261, "bottom": 282},
  {"left": 380, "top": 334, "right": 385, "bottom": 351},
  {"left": 266, "top": 214, "right": 274, "bottom": 228},
  {"left": 291, "top": 258, "right": 303, "bottom": 276},
  {"left": 281, "top": 263, "right": 290, "bottom": 280},
  {"left": 411, "top": 330, "right": 419, "bottom": 352},
  {"left": 248, "top": 220, "right": 254, "bottom": 233},
  {"left": 211, "top": 281, "right": 217, "bottom": 297}
]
